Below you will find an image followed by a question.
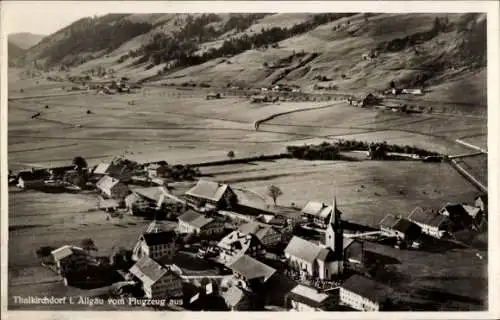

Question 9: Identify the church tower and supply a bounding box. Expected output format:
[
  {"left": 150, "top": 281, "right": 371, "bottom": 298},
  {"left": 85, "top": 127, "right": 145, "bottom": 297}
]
[{"left": 325, "top": 196, "right": 344, "bottom": 274}]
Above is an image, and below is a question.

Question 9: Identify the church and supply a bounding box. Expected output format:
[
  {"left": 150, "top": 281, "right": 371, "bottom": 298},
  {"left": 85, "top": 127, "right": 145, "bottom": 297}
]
[{"left": 284, "top": 197, "right": 364, "bottom": 280}]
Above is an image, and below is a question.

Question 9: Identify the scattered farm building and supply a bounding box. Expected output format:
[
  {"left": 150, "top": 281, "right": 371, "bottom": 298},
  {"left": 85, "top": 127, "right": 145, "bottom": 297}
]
[
  {"left": 16, "top": 169, "right": 50, "bottom": 189},
  {"left": 206, "top": 92, "right": 222, "bottom": 100},
  {"left": 91, "top": 161, "right": 133, "bottom": 182},
  {"left": 379, "top": 215, "right": 422, "bottom": 243},
  {"left": 439, "top": 203, "right": 475, "bottom": 230},
  {"left": 177, "top": 210, "right": 225, "bottom": 236},
  {"left": 339, "top": 274, "right": 393, "bottom": 311},
  {"left": 51, "top": 245, "right": 88, "bottom": 277},
  {"left": 217, "top": 231, "right": 265, "bottom": 265},
  {"left": 286, "top": 284, "right": 337, "bottom": 311},
  {"left": 132, "top": 230, "right": 178, "bottom": 262},
  {"left": 185, "top": 179, "right": 238, "bottom": 211},
  {"left": 96, "top": 175, "right": 129, "bottom": 200},
  {"left": 401, "top": 88, "right": 423, "bottom": 95},
  {"left": 407, "top": 207, "right": 450, "bottom": 239},
  {"left": 129, "top": 256, "right": 183, "bottom": 299}
]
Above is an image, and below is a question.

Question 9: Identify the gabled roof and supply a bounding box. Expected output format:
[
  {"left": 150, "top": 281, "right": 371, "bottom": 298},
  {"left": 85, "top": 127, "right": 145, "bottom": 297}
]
[
  {"left": 51, "top": 245, "right": 85, "bottom": 261},
  {"left": 441, "top": 204, "right": 469, "bottom": 217},
  {"left": 301, "top": 201, "right": 332, "bottom": 219},
  {"left": 96, "top": 175, "right": 121, "bottom": 192},
  {"left": 379, "top": 214, "right": 400, "bottom": 229},
  {"left": 341, "top": 274, "right": 393, "bottom": 303},
  {"left": 93, "top": 163, "right": 111, "bottom": 175},
  {"left": 125, "top": 192, "right": 141, "bottom": 207},
  {"left": 141, "top": 230, "right": 177, "bottom": 247},
  {"left": 132, "top": 186, "right": 169, "bottom": 204},
  {"left": 284, "top": 236, "right": 324, "bottom": 263},
  {"left": 227, "top": 255, "right": 276, "bottom": 282},
  {"left": 475, "top": 194, "right": 488, "bottom": 204},
  {"left": 238, "top": 222, "right": 276, "bottom": 241},
  {"left": 185, "top": 180, "right": 232, "bottom": 202},
  {"left": 288, "top": 284, "right": 332, "bottom": 309},
  {"left": 129, "top": 256, "right": 175, "bottom": 288},
  {"left": 408, "top": 207, "right": 448, "bottom": 228},
  {"left": 380, "top": 215, "right": 420, "bottom": 234},
  {"left": 179, "top": 210, "right": 216, "bottom": 229}
]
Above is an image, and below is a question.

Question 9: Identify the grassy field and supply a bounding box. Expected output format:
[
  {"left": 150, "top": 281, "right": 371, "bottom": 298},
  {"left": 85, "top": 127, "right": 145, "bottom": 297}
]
[{"left": 8, "top": 78, "right": 487, "bottom": 310}]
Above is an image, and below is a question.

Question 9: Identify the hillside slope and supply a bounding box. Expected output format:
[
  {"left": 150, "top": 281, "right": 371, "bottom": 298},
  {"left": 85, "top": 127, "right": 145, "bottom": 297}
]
[
  {"left": 8, "top": 32, "right": 45, "bottom": 49},
  {"left": 19, "top": 13, "right": 487, "bottom": 108},
  {"left": 8, "top": 42, "right": 25, "bottom": 60}
]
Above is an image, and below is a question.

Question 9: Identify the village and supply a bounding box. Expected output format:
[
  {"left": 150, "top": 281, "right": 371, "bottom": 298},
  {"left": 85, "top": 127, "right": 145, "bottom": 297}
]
[{"left": 8, "top": 146, "right": 488, "bottom": 311}]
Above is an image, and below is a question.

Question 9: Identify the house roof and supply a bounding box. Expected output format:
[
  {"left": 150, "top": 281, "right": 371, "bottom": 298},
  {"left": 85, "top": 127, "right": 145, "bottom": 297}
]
[
  {"left": 217, "top": 231, "right": 262, "bottom": 255},
  {"left": 93, "top": 163, "right": 111, "bottom": 175},
  {"left": 227, "top": 255, "right": 276, "bottom": 282},
  {"left": 51, "top": 245, "right": 85, "bottom": 261},
  {"left": 341, "top": 274, "right": 393, "bottom": 303},
  {"left": 392, "top": 218, "right": 420, "bottom": 234},
  {"left": 475, "top": 194, "right": 488, "bottom": 204},
  {"left": 129, "top": 256, "right": 174, "bottom": 288},
  {"left": 379, "top": 214, "right": 400, "bottom": 229},
  {"left": 238, "top": 222, "right": 276, "bottom": 241},
  {"left": 125, "top": 192, "right": 142, "bottom": 207},
  {"left": 179, "top": 210, "right": 216, "bottom": 229},
  {"left": 185, "top": 180, "right": 231, "bottom": 202},
  {"left": 141, "top": 231, "right": 177, "bottom": 247},
  {"left": 222, "top": 285, "right": 248, "bottom": 308},
  {"left": 288, "top": 284, "right": 332, "bottom": 309},
  {"left": 93, "top": 162, "right": 130, "bottom": 178},
  {"left": 284, "top": 236, "right": 325, "bottom": 263},
  {"left": 301, "top": 201, "right": 333, "bottom": 219},
  {"left": 96, "top": 175, "right": 121, "bottom": 192},
  {"left": 132, "top": 186, "right": 169, "bottom": 204},
  {"left": 408, "top": 207, "right": 448, "bottom": 228}
]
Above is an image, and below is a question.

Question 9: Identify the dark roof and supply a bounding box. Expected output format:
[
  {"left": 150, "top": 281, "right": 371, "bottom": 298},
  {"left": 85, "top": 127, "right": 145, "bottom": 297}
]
[
  {"left": 392, "top": 218, "right": 421, "bottom": 235},
  {"left": 18, "top": 169, "right": 50, "bottom": 180},
  {"left": 227, "top": 255, "right": 276, "bottom": 281},
  {"left": 475, "top": 194, "right": 487, "bottom": 204},
  {"left": 441, "top": 204, "right": 469, "bottom": 217},
  {"left": 141, "top": 231, "right": 177, "bottom": 246},
  {"left": 178, "top": 210, "right": 215, "bottom": 229},
  {"left": 341, "top": 274, "right": 393, "bottom": 303}
]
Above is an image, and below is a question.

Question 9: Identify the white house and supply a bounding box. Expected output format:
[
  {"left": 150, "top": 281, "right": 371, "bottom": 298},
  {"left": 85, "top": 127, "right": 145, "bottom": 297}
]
[
  {"left": 339, "top": 274, "right": 393, "bottom": 311},
  {"left": 217, "top": 231, "right": 265, "bottom": 265},
  {"left": 301, "top": 201, "right": 333, "bottom": 228},
  {"left": 51, "top": 245, "right": 88, "bottom": 276},
  {"left": 129, "top": 256, "right": 183, "bottom": 299},
  {"left": 132, "top": 230, "right": 178, "bottom": 262}
]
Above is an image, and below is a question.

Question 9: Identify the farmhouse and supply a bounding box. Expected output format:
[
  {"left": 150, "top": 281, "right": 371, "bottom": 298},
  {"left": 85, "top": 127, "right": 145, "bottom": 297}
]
[
  {"left": 185, "top": 179, "right": 238, "bottom": 210},
  {"left": 438, "top": 204, "right": 474, "bottom": 230},
  {"left": 16, "top": 169, "right": 50, "bottom": 189},
  {"left": 227, "top": 254, "right": 276, "bottom": 290},
  {"left": 91, "top": 161, "right": 132, "bottom": 182},
  {"left": 217, "top": 231, "right": 265, "bottom": 265},
  {"left": 129, "top": 256, "right": 183, "bottom": 299},
  {"left": 301, "top": 201, "right": 333, "bottom": 228},
  {"left": 96, "top": 175, "right": 129, "bottom": 200},
  {"left": 177, "top": 210, "right": 225, "bottom": 236},
  {"left": 339, "top": 274, "right": 393, "bottom": 311},
  {"left": 407, "top": 207, "right": 450, "bottom": 239},
  {"left": 361, "top": 93, "right": 380, "bottom": 107},
  {"left": 286, "top": 284, "right": 337, "bottom": 311},
  {"left": 379, "top": 215, "right": 422, "bottom": 243},
  {"left": 238, "top": 221, "right": 281, "bottom": 248},
  {"left": 51, "top": 245, "right": 88, "bottom": 276},
  {"left": 132, "top": 186, "right": 172, "bottom": 208},
  {"left": 132, "top": 230, "right": 178, "bottom": 262},
  {"left": 206, "top": 92, "right": 222, "bottom": 100}
]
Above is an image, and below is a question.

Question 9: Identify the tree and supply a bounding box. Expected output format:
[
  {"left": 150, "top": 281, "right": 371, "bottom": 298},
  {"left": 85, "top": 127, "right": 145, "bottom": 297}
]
[
  {"left": 390, "top": 80, "right": 396, "bottom": 89},
  {"left": 36, "top": 246, "right": 56, "bottom": 265},
  {"left": 227, "top": 150, "right": 235, "bottom": 159},
  {"left": 72, "top": 156, "right": 88, "bottom": 169},
  {"left": 267, "top": 185, "right": 283, "bottom": 205},
  {"left": 81, "top": 238, "right": 97, "bottom": 253}
]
